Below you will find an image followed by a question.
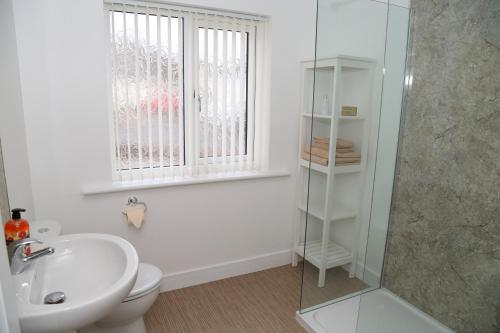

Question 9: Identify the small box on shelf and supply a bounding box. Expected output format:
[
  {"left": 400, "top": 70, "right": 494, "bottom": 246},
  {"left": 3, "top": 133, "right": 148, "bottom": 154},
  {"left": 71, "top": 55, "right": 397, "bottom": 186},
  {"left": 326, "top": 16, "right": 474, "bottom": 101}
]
[{"left": 341, "top": 106, "right": 358, "bottom": 117}]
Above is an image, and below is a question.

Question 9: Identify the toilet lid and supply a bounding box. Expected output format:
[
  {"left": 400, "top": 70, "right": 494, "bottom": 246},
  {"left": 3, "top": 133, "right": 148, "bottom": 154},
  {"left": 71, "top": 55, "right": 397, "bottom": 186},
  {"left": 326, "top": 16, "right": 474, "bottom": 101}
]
[
  {"left": 30, "top": 220, "right": 62, "bottom": 240},
  {"left": 126, "top": 263, "right": 162, "bottom": 301}
]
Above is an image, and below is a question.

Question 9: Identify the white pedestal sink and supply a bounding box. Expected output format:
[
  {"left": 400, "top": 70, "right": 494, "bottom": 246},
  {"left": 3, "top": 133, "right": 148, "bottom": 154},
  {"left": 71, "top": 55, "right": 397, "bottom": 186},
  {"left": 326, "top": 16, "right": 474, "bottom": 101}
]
[{"left": 14, "top": 233, "right": 139, "bottom": 333}]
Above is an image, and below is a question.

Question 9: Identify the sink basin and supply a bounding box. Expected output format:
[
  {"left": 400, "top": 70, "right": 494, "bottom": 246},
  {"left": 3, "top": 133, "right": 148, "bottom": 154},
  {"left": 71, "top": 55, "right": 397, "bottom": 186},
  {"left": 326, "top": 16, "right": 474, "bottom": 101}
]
[{"left": 14, "top": 233, "right": 139, "bottom": 333}]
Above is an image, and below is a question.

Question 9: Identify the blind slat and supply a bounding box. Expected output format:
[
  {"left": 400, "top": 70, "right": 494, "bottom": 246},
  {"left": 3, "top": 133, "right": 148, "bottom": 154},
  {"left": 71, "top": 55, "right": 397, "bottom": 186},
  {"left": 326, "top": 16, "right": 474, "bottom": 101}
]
[
  {"left": 203, "top": 27, "right": 209, "bottom": 169},
  {"left": 238, "top": 28, "right": 245, "bottom": 168},
  {"left": 134, "top": 10, "right": 143, "bottom": 173},
  {"left": 146, "top": 12, "right": 153, "bottom": 171},
  {"left": 212, "top": 29, "right": 219, "bottom": 165},
  {"left": 157, "top": 10, "right": 164, "bottom": 174},
  {"left": 230, "top": 27, "right": 237, "bottom": 167},
  {"left": 123, "top": 8, "right": 132, "bottom": 172},
  {"left": 246, "top": 27, "right": 256, "bottom": 171},
  {"left": 111, "top": 7, "right": 122, "bottom": 179},
  {"left": 167, "top": 15, "right": 174, "bottom": 176},
  {"left": 221, "top": 29, "right": 228, "bottom": 167},
  {"left": 177, "top": 17, "right": 184, "bottom": 173}
]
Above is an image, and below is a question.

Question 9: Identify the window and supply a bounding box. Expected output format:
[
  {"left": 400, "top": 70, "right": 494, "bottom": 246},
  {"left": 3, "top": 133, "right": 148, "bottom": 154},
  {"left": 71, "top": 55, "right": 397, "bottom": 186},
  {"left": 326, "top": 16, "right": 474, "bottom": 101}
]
[{"left": 107, "top": 3, "right": 269, "bottom": 182}]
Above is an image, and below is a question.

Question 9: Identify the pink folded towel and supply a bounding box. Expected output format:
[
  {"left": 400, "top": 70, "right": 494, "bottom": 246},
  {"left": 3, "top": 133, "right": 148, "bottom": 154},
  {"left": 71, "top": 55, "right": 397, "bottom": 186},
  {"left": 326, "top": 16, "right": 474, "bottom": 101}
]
[
  {"left": 313, "top": 137, "right": 354, "bottom": 149},
  {"left": 336, "top": 138, "right": 354, "bottom": 149},
  {"left": 302, "top": 152, "right": 328, "bottom": 166},
  {"left": 336, "top": 147, "right": 354, "bottom": 153},
  {"left": 336, "top": 151, "right": 361, "bottom": 159},
  {"left": 335, "top": 157, "right": 361, "bottom": 165},
  {"left": 304, "top": 145, "right": 329, "bottom": 159}
]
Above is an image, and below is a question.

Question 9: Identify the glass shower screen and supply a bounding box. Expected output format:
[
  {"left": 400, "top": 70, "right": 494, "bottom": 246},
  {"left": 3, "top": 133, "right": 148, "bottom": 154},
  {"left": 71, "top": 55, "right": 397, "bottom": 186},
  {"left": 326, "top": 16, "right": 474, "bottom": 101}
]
[{"left": 296, "top": 0, "right": 410, "bottom": 312}]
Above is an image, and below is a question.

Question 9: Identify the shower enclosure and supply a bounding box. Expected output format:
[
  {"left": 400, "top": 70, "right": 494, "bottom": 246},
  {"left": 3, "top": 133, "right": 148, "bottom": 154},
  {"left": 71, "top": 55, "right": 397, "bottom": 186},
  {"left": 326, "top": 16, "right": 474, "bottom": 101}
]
[
  {"left": 295, "top": 0, "right": 499, "bottom": 332},
  {"left": 295, "top": 0, "right": 411, "bottom": 310}
]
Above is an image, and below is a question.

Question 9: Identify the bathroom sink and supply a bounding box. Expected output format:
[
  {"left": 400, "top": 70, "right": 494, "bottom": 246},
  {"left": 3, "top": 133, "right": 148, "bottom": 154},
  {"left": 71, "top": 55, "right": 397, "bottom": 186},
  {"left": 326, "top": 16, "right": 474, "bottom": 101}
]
[{"left": 13, "top": 233, "right": 139, "bottom": 333}]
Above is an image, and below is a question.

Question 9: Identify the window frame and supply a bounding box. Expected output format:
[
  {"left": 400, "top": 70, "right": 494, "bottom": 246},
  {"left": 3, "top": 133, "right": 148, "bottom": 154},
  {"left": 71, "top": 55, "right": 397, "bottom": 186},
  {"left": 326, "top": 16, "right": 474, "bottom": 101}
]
[
  {"left": 192, "top": 18, "right": 257, "bottom": 171},
  {"left": 105, "top": 2, "right": 267, "bottom": 182}
]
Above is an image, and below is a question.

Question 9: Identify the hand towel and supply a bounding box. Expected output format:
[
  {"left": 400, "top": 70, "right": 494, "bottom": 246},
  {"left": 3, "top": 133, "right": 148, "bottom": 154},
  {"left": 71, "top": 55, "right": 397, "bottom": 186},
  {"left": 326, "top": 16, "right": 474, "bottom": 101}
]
[
  {"left": 312, "top": 142, "right": 330, "bottom": 150},
  {"left": 336, "top": 138, "right": 354, "bottom": 149},
  {"left": 313, "top": 137, "right": 354, "bottom": 149},
  {"left": 336, "top": 161, "right": 361, "bottom": 166},
  {"left": 335, "top": 157, "right": 361, "bottom": 164},
  {"left": 336, "top": 151, "right": 361, "bottom": 159},
  {"left": 302, "top": 152, "right": 328, "bottom": 166},
  {"left": 304, "top": 145, "right": 329, "bottom": 159},
  {"left": 311, "top": 138, "right": 355, "bottom": 153},
  {"left": 336, "top": 147, "right": 354, "bottom": 153},
  {"left": 313, "top": 137, "right": 329, "bottom": 144}
]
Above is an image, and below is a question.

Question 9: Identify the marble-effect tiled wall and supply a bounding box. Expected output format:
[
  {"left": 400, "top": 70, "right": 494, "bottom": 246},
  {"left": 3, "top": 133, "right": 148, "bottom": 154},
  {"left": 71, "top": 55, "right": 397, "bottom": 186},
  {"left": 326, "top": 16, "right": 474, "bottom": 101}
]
[{"left": 383, "top": 1, "right": 500, "bottom": 332}]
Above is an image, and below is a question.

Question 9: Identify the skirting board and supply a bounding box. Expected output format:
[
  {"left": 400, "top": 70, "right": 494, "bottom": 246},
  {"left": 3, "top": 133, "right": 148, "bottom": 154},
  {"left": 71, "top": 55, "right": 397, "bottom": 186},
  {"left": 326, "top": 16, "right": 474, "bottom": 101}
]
[{"left": 160, "top": 249, "right": 293, "bottom": 292}]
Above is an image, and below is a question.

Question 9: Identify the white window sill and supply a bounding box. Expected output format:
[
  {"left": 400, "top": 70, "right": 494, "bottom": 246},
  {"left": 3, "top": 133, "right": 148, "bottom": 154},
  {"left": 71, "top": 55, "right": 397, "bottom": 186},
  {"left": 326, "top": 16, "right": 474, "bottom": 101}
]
[{"left": 81, "top": 170, "right": 290, "bottom": 195}]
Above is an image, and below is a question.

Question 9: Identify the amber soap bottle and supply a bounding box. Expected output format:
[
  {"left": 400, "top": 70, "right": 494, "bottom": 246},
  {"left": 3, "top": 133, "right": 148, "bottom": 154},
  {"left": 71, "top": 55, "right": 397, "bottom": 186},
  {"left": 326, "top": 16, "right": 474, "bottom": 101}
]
[{"left": 4, "top": 208, "right": 31, "bottom": 255}]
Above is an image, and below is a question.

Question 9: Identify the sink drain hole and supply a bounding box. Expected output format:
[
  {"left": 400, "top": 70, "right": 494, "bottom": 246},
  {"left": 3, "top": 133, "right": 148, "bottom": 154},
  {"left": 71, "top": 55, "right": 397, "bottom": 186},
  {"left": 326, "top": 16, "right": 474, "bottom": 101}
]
[{"left": 44, "top": 291, "right": 66, "bottom": 304}]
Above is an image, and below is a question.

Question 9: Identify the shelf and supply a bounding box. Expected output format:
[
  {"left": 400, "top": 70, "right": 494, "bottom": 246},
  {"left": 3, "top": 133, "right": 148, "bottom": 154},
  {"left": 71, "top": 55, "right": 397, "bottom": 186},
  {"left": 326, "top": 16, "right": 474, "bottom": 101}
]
[
  {"left": 334, "top": 164, "right": 362, "bottom": 174},
  {"left": 302, "top": 113, "right": 332, "bottom": 120},
  {"left": 298, "top": 204, "right": 324, "bottom": 220},
  {"left": 302, "top": 113, "right": 365, "bottom": 121},
  {"left": 302, "top": 56, "right": 375, "bottom": 70},
  {"left": 339, "top": 116, "right": 365, "bottom": 121},
  {"left": 297, "top": 204, "right": 357, "bottom": 221},
  {"left": 295, "top": 240, "right": 352, "bottom": 269},
  {"left": 300, "top": 159, "right": 362, "bottom": 175},
  {"left": 295, "top": 55, "right": 374, "bottom": 287},
  {"left": 300, "top": 159, "right": 329, "bottom": 174}
]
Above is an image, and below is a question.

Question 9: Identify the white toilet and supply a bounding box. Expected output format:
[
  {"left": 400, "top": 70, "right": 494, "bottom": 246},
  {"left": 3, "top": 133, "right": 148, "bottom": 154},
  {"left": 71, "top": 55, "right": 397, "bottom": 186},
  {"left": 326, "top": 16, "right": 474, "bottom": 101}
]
[
  {"left": 31, "top": 220, "right": 162, "bottom": 333},
  {"left": 81, "top": 262, "right": 162, "bottom": 333}
]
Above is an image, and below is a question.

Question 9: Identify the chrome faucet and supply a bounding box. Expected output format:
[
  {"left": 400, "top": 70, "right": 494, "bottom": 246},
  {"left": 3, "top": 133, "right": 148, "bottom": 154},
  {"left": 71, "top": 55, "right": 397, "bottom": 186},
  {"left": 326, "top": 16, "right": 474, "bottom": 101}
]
[{"left": 8, "top": 238, "right": 55, "bottom": 275}]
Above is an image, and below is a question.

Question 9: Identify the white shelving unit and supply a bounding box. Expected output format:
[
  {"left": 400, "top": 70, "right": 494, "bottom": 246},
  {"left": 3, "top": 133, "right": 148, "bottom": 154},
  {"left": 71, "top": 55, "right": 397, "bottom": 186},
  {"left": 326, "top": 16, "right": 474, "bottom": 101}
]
[{"left": 292, "top": 56, "right": 375, "bottom": 287}]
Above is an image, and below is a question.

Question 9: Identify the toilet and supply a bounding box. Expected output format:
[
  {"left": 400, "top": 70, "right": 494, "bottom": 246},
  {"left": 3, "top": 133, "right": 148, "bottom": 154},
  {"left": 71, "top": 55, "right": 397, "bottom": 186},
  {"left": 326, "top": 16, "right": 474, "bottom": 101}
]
[
  {"left": 31, "top": 220, "right": 162, "bottom": 333},
  {"left": 81, "top": 262, "right": 162, "bottom": 333}
]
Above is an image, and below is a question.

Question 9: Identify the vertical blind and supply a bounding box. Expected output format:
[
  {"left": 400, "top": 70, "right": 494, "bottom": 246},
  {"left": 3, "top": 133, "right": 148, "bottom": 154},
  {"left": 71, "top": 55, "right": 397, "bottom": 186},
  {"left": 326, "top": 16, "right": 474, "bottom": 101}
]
[{"left": 107, "top": 2, "right": 270, "bottom": 182}]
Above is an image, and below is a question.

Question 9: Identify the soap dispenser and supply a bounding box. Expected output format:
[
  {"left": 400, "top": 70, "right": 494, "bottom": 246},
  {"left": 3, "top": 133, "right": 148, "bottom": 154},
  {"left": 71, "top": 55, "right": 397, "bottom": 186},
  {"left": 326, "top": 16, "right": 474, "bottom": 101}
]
[{"left": 4, "top": 208, "right": 31, "bottom": 255}]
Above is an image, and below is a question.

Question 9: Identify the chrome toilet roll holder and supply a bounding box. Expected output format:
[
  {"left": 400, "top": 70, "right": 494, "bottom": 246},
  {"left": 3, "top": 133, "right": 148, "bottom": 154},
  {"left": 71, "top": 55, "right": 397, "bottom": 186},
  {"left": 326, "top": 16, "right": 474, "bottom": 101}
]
[{"left": 122, "top": 196, "right": 147, "bottom": 215}]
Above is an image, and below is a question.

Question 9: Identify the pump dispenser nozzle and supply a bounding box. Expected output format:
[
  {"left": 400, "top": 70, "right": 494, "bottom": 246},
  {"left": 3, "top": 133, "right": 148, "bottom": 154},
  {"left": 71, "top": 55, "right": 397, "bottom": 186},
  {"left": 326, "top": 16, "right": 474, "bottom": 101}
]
[{"left": 11, "top": 208, "right": 26, "bottom": 220}]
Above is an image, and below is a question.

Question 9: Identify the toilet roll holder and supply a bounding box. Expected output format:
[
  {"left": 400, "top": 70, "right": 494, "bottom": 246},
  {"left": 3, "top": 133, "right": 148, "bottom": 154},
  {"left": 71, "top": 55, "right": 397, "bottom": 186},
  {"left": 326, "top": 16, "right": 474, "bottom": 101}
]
[{"left": 122, "top": 196, "right": 147, "bottom": 215}]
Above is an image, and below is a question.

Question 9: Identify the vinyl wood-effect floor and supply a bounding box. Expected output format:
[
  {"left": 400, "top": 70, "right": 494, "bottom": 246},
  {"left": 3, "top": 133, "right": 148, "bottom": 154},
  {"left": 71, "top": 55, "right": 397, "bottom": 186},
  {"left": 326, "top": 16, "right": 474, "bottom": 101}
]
[{"left": 145, "top": 263, "right": 367, "bottom": 332}]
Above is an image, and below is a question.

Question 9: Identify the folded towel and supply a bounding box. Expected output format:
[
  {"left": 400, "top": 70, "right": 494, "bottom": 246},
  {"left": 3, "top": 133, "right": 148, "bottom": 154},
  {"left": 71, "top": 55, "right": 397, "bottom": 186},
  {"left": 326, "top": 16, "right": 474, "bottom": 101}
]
[
  {"left": 336, "top": 147, "right": 354, "bottom": 153},
  {"left": 336, "top": 138, "right": 354, "bottom": 149},
  {"left": 304, "top": 145, "right": 329, "bottom": 159},
  {"left": 313, "top": 137, "right": 354, "bottom": 149},
  {"left": 336, "top": 151, "right": 361, "bottom": 159},
  {"left": 336, "top": 161, "right": 361, "bottom": 166},
  {"left": 302, "top": 152, "right": 328, "bottom": 166},
  {"left": 313, "top": 137, "right": 329, "bottom": 145},
  {"left": 312, "top": 142, "right": 329, "bottom": 150},
  {"left": 336, "top": 157, "right": 361, "bottom": 164}
]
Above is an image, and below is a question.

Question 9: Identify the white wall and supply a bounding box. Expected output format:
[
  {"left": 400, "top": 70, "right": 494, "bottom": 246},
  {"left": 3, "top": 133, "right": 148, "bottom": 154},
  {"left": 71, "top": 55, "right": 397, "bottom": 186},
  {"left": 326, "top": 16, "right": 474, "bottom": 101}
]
[
  {"left": 12, "top": 0, "right": 315, "bottom": 286},
  {"left": 0, "top": 209, "right": 20, "bottom": 333},
  {"left": 0, "top": 0, "right": 35, "bottom": 220},
  {"left": 0, "top": 0, "right": 25, "bottom": 330}
]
